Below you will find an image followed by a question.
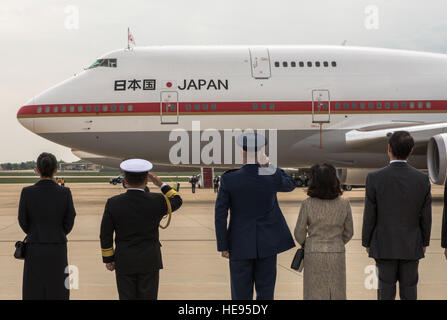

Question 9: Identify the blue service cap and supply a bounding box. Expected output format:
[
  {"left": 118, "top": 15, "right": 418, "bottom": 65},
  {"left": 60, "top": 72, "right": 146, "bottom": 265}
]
[
  {"left": 236, "top": 132, "right": 267, "bottom": 152},
  {"left": 120, "top": 159, "right": 153, "bottom": 173}
]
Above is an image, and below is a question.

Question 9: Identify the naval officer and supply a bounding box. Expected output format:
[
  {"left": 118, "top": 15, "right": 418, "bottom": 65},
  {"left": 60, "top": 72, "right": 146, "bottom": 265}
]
[
  {"left": 215, "top": 133, "right": 296, "bottom": 300},
  {"left": 100, "top": 159, "right": 182, "bottom": 300}
]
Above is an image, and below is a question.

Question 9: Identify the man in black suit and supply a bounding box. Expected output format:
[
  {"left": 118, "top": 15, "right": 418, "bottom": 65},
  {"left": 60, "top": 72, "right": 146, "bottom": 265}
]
[
  {"left": 100, "top": 159, "right": 182, "bottom": 300},
  {"left": 362, "top": 131, "right": 432, "bottom": 300}
]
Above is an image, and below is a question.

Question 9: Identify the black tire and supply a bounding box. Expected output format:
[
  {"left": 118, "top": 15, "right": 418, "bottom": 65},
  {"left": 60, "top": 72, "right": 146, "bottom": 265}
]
[
  {"left": 344, "top": 185, "right": 353, "bottom": 191},
  {"left": 112, "top": 181, "right": 117, "bottom": 185}
]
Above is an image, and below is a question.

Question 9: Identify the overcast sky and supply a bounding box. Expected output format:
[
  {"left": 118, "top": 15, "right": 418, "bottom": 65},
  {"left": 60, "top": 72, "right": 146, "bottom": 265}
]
[{"left": 1, "top": 0, "right": 447, "bottom": 163}]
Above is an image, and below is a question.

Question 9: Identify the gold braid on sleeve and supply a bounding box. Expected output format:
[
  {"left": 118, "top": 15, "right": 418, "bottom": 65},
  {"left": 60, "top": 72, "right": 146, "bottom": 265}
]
[{"left": 159, "top": 194, "right": 172, "bottom": 229}]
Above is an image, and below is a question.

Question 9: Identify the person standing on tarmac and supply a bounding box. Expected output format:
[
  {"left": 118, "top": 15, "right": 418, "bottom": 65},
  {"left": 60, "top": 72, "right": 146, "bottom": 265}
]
[
  {"left": 100, "top": 159, "right": 182, "bottom": 300},
  {"left": 189, "top": 175, "right": 198, "bottom": 193},
  {"left": 213, "top": 175, "right": 220, "bottom": 193}
]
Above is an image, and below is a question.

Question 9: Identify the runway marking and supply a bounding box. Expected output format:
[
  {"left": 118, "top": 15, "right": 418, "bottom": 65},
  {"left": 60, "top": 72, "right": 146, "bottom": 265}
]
[
  {"left": 0, "top": 222, "right": 18, "bottom": 232},
  {"left": 277, "top": 263, "right": 304, "bottom": 277},
  {"left": 180, "top": 212, "right": 215, "bottom": 232}
]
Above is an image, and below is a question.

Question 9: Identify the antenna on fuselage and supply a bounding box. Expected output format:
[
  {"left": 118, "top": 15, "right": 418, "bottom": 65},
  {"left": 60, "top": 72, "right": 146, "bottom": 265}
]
[
  {"left": 127, "top": 27, "right": 136, "bottom": 50},
  {"left": 341, "top": 40, "right": 347, "bottom": 46}
]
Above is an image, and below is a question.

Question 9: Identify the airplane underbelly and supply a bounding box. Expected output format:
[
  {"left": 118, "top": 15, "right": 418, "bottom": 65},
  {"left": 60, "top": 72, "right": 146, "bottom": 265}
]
[{"left": 37, "top": 128, "right": 426, "bottom": 169}]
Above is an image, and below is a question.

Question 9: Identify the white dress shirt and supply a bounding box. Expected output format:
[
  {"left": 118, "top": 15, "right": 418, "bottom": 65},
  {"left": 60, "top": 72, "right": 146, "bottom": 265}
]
[{"left": 390, "top": 160, "right": 407, "bottom": 164}]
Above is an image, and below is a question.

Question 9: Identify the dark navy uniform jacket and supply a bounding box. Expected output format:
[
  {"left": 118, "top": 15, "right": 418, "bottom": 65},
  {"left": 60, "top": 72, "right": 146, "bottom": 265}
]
[
  {"left": 215, "top": 164, "right": 296, "bottom": 260},
  {"left": 100, "top": 185, "right": 182, "bottom": 274}
]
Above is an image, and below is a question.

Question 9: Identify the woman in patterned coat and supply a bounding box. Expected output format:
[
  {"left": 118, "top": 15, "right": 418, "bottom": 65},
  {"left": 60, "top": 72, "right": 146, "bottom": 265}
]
[{"left": 294, "top": 164, "right": 354, "bottom": 300}]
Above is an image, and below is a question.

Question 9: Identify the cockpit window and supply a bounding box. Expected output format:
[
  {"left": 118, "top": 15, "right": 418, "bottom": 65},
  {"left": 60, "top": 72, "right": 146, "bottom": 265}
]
[{"left": 88, "top": 58, "right": 117, "bottom": 69}]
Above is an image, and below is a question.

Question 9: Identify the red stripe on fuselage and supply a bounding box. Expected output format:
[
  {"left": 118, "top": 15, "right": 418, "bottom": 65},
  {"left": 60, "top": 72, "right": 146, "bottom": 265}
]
[{"left": 17, "top": 100, "right": 441, "bottom": 117}]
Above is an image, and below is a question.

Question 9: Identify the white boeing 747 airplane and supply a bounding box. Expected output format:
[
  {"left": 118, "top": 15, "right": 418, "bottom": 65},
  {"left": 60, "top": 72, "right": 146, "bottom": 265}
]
[{"left": 16, "top": 45, "right": 447, "bottom": 184}]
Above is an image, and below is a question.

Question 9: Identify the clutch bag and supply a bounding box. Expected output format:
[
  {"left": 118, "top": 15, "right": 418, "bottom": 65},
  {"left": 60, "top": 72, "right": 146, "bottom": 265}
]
[
  {"left": 14, "top": 237, "right": 27, "bottom": 260},
  {"left": 291, "top": 246, "right": 304, "bottom": 272}
]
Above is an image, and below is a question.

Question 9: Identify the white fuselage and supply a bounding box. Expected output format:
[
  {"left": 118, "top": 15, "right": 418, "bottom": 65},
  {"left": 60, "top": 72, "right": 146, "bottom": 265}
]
[{"left": 17, "top": 45, "right": 447, "bottom": 169}]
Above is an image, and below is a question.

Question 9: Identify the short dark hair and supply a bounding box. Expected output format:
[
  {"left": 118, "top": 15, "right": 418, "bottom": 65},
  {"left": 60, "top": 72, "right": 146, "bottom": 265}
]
[
  {"left": 36, "top": 152, "right": 57, "bottom": 178},
  {"left": 124, "top": 171, "right": 148, "bottom": 186},
  {"left": 388, "top": 131, "right": 414, "bottom": 160},
  {"left": 307, "top": 164, "right": 343, "bottom": 200}
]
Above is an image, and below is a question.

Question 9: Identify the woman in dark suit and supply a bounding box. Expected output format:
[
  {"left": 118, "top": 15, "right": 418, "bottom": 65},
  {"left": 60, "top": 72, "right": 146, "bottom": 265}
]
[{"left": 18, "top": 152, "right": 76, "bottom": 300}]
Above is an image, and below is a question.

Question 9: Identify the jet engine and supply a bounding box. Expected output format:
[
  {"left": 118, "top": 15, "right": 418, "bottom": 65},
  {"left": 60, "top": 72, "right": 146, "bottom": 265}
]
[{"left": 427, "top": 133, "right": 447, "bottom": 185}]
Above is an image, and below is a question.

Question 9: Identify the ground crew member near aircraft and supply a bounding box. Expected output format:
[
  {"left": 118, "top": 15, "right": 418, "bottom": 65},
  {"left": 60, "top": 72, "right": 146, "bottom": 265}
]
[
  {"left": 213, "top": 175, "right": 220, "bottom": 193},
  {"left": 189, "top": 175, "right": 198, "bottom": 193},
  {"left": 215, "top": 133, "right": 296, "bottom": 300},
  {"left": 60, "top": 177, "right": 65, "bottom": 187},
  {"left": 100, "top": 159, "right": 182, "bottom": 300}
]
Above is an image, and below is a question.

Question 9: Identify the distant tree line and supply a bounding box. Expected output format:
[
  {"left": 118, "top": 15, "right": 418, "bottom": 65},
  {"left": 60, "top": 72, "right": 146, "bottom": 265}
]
[{"left": 0, "top": 160, "right": 67, "bottom": 170}]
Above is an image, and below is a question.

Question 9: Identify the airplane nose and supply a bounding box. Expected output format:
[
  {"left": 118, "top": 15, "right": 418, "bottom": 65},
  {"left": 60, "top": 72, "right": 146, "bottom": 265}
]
[{"left": 17, "top": 105, "right": 35, "bottom": 132}]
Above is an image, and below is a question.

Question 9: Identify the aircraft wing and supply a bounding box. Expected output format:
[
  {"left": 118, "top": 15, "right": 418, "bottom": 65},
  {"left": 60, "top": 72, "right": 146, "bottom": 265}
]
[{"left": 345, "top": 122, "right": 447, "bottom": 150}]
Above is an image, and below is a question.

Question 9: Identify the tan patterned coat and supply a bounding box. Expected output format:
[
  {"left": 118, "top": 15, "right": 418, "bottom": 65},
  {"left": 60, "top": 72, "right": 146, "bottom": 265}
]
[{"left": 294, "top": 197, "right": 354, "bottom": 300}]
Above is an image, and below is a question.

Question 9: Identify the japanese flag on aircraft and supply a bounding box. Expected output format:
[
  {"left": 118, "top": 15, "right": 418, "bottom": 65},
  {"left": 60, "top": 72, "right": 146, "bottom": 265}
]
[{"left": 162, "top": 80, "right": 177, "bottom": 89}]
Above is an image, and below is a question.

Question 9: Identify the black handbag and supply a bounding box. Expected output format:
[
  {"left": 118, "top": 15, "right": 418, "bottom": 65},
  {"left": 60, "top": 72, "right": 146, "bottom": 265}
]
[
  {"left": 14, "top": 237, "right": 27, "bottom": 260},
  {"left": 291, "top": 245, "right": 305, "bottom": 272}
]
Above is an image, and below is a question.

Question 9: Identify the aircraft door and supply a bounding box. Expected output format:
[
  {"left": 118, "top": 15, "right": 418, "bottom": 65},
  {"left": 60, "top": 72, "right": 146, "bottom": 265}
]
[
  {"left": 249, "top": 48, "right": 271, "bottom": 79},
  {"left": 160, "top": 91, "right": 179, "bottom": 124},
  {"left": 312, "top": 89, "right": 330, "bottom": 123}
]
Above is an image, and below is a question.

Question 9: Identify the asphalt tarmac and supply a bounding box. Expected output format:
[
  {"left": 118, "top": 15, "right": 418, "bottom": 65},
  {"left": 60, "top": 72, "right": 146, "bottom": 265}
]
[{"left": 0, "top": 182, "right": 445, "bottom": 300}]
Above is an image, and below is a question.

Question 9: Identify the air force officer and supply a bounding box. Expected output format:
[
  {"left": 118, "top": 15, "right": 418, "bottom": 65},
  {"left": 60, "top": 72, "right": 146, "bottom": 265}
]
[{"left": 215, "top": 133, "right": 296, "bottom": 300}]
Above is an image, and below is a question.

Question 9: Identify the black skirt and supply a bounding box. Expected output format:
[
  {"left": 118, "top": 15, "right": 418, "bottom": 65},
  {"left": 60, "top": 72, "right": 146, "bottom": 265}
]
[{"left": 23, "top": 243, "right": 69, "bottom": 300}]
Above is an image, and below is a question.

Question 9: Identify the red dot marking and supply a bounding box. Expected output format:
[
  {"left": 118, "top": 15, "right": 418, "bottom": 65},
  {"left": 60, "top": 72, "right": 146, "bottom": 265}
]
[{"left": 166, "top": 82, "right": 172, "bottom": 88}]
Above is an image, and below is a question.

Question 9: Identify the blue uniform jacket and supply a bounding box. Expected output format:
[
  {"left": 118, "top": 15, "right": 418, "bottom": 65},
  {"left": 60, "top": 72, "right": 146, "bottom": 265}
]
[{"left": 214, "top": 164, "right": 296, "bottom": 260}]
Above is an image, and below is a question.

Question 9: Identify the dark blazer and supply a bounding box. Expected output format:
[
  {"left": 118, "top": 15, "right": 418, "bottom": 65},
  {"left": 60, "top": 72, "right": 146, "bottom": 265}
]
[
  {"left": 18, "top": 180, "right": 76, "bottom": 243},
  {"left": 100, "top": 185, "right": 182, "bottom": 274},
  {"left": 215, "top": 164, "right": 296, "bottom": 260},
  {"left": 442, "top": 179, "right": 447, "bottom": 249},
  {"left": 362, "top": 162, "right": 432, "bottom": 260}
]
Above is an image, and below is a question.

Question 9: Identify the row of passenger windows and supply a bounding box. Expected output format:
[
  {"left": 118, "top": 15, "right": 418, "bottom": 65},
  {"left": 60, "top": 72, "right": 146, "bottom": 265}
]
[
  {"left": 36, "top": 104, "right": 134, "bottom": 113},
  {"left": 249, "top": 101, "right": 431, "bottom": 111},
  {"left": 275, "top": 61, "right": 337, "bottom": 68},
  {"left": 35, "top": 101, "right": 433, "bottom": 114},
  {"left": 184, "top": 103, "right": 275, "bottom": 111},
  {"left": 329, "top": 101, "right": 432, "bottom": 110},
  {"left": 185, "top": 103, "right": 217, "bottom": 111},
  {"left": 253, "top": 103, "right": 275, "bottom": 110}
]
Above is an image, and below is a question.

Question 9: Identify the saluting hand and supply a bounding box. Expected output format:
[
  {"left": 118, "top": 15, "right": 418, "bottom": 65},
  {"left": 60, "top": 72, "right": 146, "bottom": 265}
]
[
  {"left": 105, "top": 262, "right": 115, "bottom": 271},
  {"left": 258, "top": 152, "right": 270, "bottom": 167},
  {"left": 221, "top": 251, "right": 230, "bottom": 259},
  {"left": 148, "top": 173, "right": 163, "bottom": 187}
]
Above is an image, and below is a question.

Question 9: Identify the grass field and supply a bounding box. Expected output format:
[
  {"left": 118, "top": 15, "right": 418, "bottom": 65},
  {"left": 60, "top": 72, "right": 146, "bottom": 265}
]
[
  {"left": 0, "top": 174, "right": 191, "bottom": 184},
  {"left": 0, "top": 178, "right": 190, "bottom": 184},
  {"left": 0, "top": 171, "right": 201, "bottom": 177},
  {"left": 0, "top": 168, "right": 228, "bottom": 184},
  {"left": 0, "top": 171, "right": 120, "bottom": 176}
]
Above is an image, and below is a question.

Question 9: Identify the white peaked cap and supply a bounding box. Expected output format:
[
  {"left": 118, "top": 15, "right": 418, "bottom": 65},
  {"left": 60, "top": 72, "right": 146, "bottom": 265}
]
[{"left": 120, "top": 159, "right": 153, "bottom": 173}]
